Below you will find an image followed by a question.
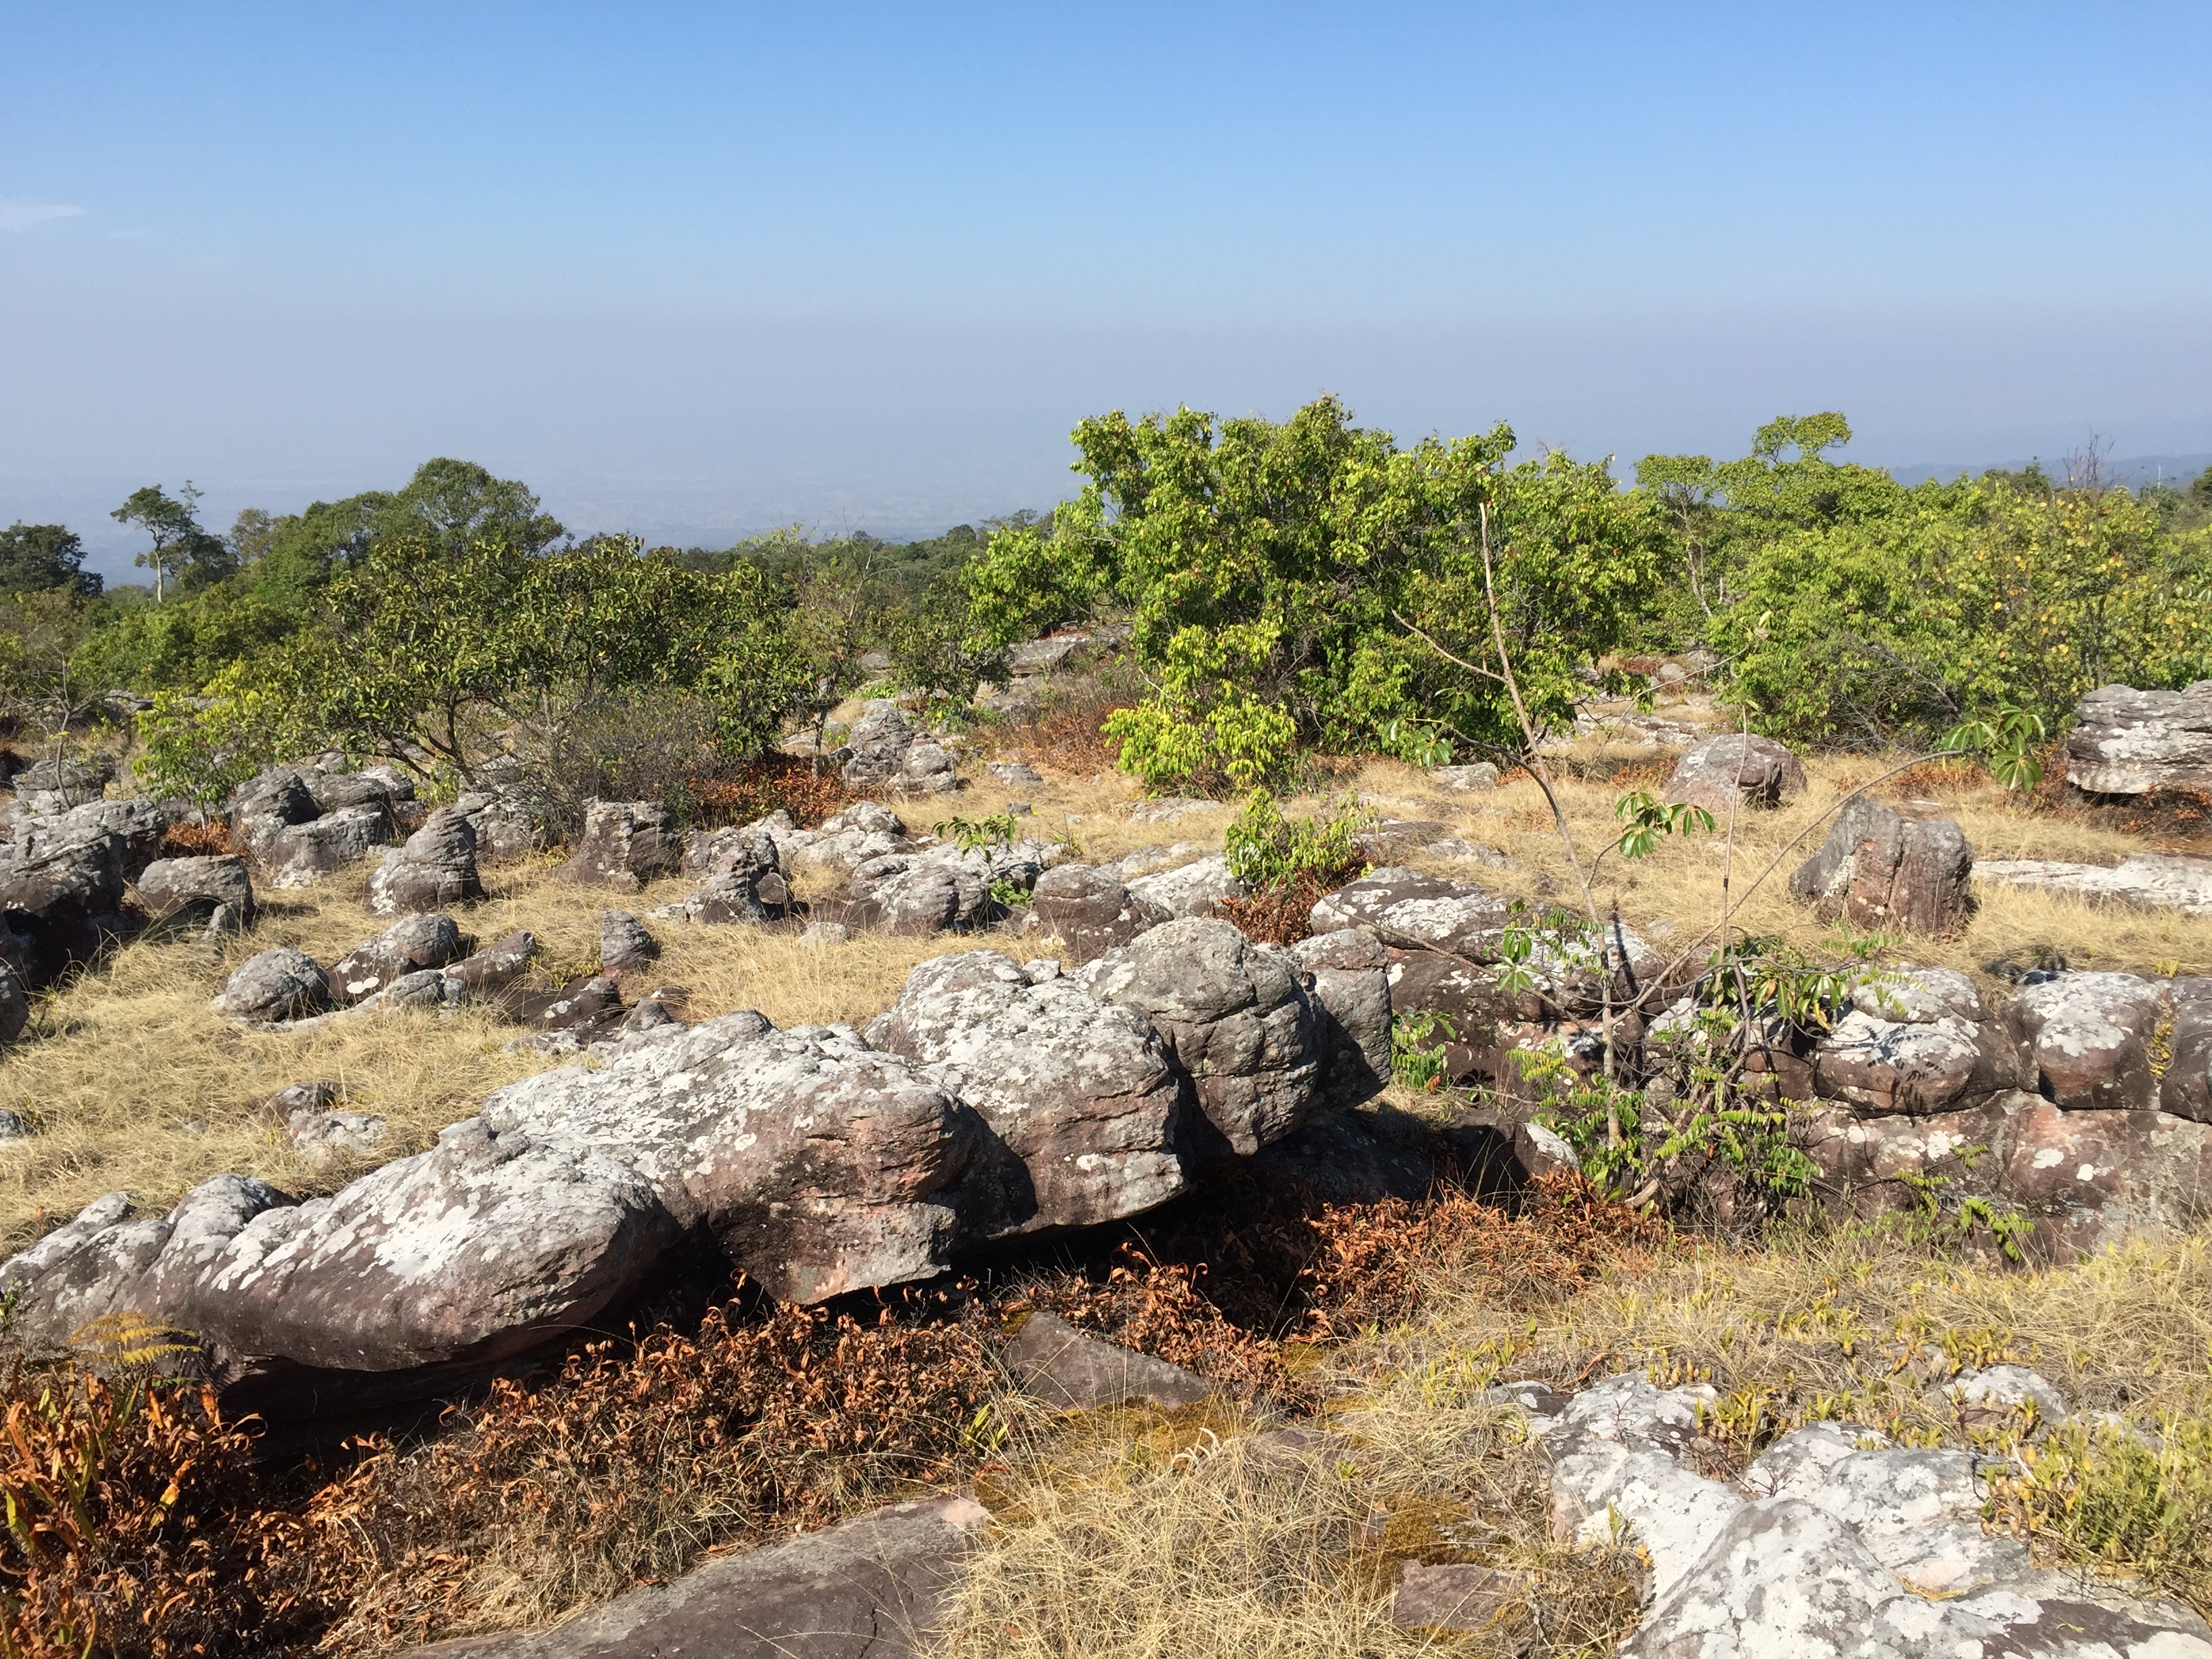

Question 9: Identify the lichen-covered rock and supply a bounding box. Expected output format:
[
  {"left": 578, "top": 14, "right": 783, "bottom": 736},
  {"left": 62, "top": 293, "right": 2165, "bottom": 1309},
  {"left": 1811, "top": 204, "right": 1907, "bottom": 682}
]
[
  {"left": 136, "top": 855, "right": 255, "bottom": 932},
  {"left": 259, "top": 804, "right": 395, "bottom": 888},
  {"left": 1664, "top": 733, "right": 1807, "bottom": 815},
  {"left": 2065, "top": 680, "right": 2212, "bottom": 795},
  {"left": 842, "top": 857, "right": 990, "bottom": 937},
  {"left": 212, "top": 947, "right": 330, "bottom": 1022},
  {"left": 367, "top": 808, "right": 483, "bottom": 916},
  {"left": 12, "top": 797, "right": 177, "bottom": 881},
  {"left": 306, "top": 765, "right": 413, "bottom": 815},
  {"left": 1429, "top": 762, "right": 1500, "bottom": 791},
  {"left": 1029, "top": 864, "right": 1169, "bottom": 961},
  {"left": 285, "top": 1110, "right": 394, "bottom": 1167},
  {"left": 480, "top": 1013, "right": 983, "bottom": 1303},
  {"left": 1999, "top": 1099, "right": 2212, "bottom": 1256},
  {"left": 1125, "top": 854, "right": 1244, "bottom": 919},
  {"left": 842, "top": 701, "right": 960, "bottom": 795},
  {"left": 785, "top": 800, "right": 919, "bottom": 878},
  {"left": 2165, "top": 979, "right": 2212, "bottom": 1124},
  {"left": 1082, "top": 917, "right": 1322, "bottom": 1158},
  {"left": 443, "top": 928, "right": 537, "bottom": 995},
  {"left": 863, "top": 951, "right": 1187, "bottom": 1235},
  {"left": 14, "top": 756, "right": 112, "bottom": 814},
  {"left": 599, "top": 909, "right": 659, "bottom": 974},
  {"left": 1788, "top": 798, "right": 1973, "bottom": 935},
  {"left": 453, "top": 780, "right": 550, "bottom": 861},
  {"left": 560, "top": 800, "right": 679, "bottom": 890},
  {"left": 0, "top": 830, "right": 128, "bottom": 975},
  {"left": 2005, "top": 971, "right": 2171, "bottom": 1111},
  {"left": 329, "top": 913, "right": 466, "bottom": 1004},
  {"left": 1290, "top": 927, "right": 1392, "bottom": 1108},
  {"left": 1810, "top": 966, "right": 2022, "bottom": 1113},
  {"left": 1978, "top": 852, "right": 2212, "bottom": 917}
]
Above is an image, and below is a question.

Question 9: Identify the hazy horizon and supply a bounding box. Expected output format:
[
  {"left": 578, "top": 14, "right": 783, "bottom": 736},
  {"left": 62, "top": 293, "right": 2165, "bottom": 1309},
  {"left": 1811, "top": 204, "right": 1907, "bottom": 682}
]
[{"left": 7, "top": 3, "right": 2209, "bottom": 579}]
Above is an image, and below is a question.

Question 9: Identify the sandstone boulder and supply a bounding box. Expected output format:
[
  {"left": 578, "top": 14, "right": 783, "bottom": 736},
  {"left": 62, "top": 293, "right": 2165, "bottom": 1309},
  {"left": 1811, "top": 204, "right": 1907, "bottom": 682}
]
[
  {"left": 561, "top": 800, "right": 680, "bottom": 890},
  {"left": 0, "top": 831, "right": 128, "bottom": 975},
  {"left": 136, "top": 855, "right": 255, "bottom": 933},
  {"left": 212, "top": 947, "right": 330, "bottom": 1022},
  {"left": 12, "top": 797, "right": 176, "bottom": 880},
  {"left": 453, "top": 779, "right": 552, "bottom": 861},
  {"left": 1004, "top": 1311, "right": 1212, "bottom": 1411},
  {"left": 1081, "top": 917, "right": 1322, "bottom": 1158},
  {"left": 1029, "top": 863, "right": 1169, "bottom": 960},
  {"left": 841, "top": 701, "right": 957, "bottom": 795},
  {"left": 1976, "top": 852, "right": 2212, "bottom": 917},
  {"left": 443, "top": 928, "right": 537, "bottom": 995},
  {"left": 285, "top": 1110, "right": 394, "bottom": 1167},
  {"left": 2005, "top": 971, "right": 2170, "bottom": 1111},
  {"left": 1999, "top": 1099, "right": 2212, "bottom": 1257},
  {"left": 1788, "top": 798, "right": 1973, "bottom": 935},
  {"left": 14, "top": 756, "right": 112, "bottom": 814},
  {"left": 843, "top": 857, "right": 989, "bottom": 937},
  {"left": 1428, "top": 762, "right": 1500, "bottom": 791},
  {"left": 2165, "top": 979, "right": 2212, "bottom": 1124},
  {"left": 367, "top": 807, "right": 483, "bottom": 916},
  {"left": 1288, "top": 927, "right": 1393, "bottom": 1108},
  {"left": 2065, "top": 680, "right": 2212, "bottom": 795},
  {"left": 1809, "top": 966, "right": 2021, "bottom": 1113},
  {"left": 259, "top": 804, "right": 396, "bottom": 888},
  {"left": 598, "top": 909, "right": 658, "bottom": 974},
  {"left": 329, "top": 913, "right": 466, "bottom": 1004},
  {"left": 863, "top": 951, "right": 1187, "bottom": 1235},
  {"left": 1663, "top": 732, "right": 1807, "bottom": 815}
]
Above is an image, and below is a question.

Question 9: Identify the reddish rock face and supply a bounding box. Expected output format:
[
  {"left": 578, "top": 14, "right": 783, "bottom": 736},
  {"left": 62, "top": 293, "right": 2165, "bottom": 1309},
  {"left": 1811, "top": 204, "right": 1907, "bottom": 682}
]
[
  {"left": 2064, "top": 680, "right": 2212, "bottom": 795},
  {"left": 1788, "top": 799, "right": 1973, "bottom": 937},
  {"left": 2167, "top": 979, "right": 2212, "bottom": 1123},
  {"left": 1807, "top": 968, "right": 2021, "bottom": 1114},
  {"left": 1029, "top": 863, "right": 1169, "bottom": 961},
  {"left": 2000, "top": 1099, "right": 2212, "bottom": 1257},
  {"left": 1663, "top": 733, "right": 1808, "bottom": 816}
]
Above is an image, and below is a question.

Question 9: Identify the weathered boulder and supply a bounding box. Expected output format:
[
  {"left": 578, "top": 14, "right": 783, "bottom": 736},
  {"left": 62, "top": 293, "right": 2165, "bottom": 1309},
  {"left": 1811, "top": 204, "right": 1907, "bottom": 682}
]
[
  {"left": 1788, "top": 798, "right": 1973, "bottom": 935},
  {"left": 1081, "top": 918, "right": 1322, "bottom": 1158},
  {"left": 499, "top": 975, "right": 623, "bottom": 1042},
  {"left": 1310, "top": 865, "right": 1511, "bottom": 958},
  {"left": 2065, "top": 680, "right": 2212, "bottom": 795},
  {"left": 14, "top": 756, "right": 112, "bottom": 814},
  {"left": 1029, "top": 863, "right": 1170, "bottom": 961},
  {"left": 1289, "top": 927, "right": 1392, "bottom": 1108},
  {"left": 598, "top": 909, "right": 658, "bottom": 974},
  {"left": 305, "top": 764, "right": 413, "bottom": 815},
  {"left": 561, "top": 800, "right": 680, "bottom": 890},
  {"left": 1809, "top": 966, "right": 2021, "bottom": 1113},
  {"left": 0, "top": 962, "right": 28, "bottom": 1044},
  {"left": 230, "top": 764, "right": 320, "bottom": 848},
  {"left": 329, "top": 913, "right": 467, "bottom": 1004},
  {"left": 136, "top": 855, "right": 255, "bottom": 933},
  {"left": 785, "top": 801, "right": 918, "bottom": 876},
  {"left": 1999, "top": 1099, "right": 2212, "bottom": 1257},
  {"left": 285, "top": 1109, "right": 393, "bottom": 1167},
  {"left": 667, "top": 827, "right": 787, "bottom": 922},
  {"left": 1004, "top": 1311, "right": 1212, "bottom": 1411},
  {"left": 0, "top": 832, "right": 129, "bottom": 975},
  {"left": 1663, "top": 732, "right": 1807, "bottom": 815},
  {"left": 12, "top": 797, "right": 177, "bottom": 880},
  {"left": 1248, "top": 1108, "right": 1435, "bottom": 1204},
  {"left": 1977, "top": 852, "right": 2212, "bottom": 917},
  {"left": 837, "top": 857, "right": 988, "bottom": 937},
  {"left": 1391, "top": 1563, "right": 1524, "bottom": 1637},
  {"left": 211, "top": 947, "right": 330, "bottom": 1022},
  {"left": 480, "top": 1014, "right": 983, "bottom": 1303},
  {"left": 258, "top": 804, "right": 395, "bottom": 888},
  {"left": 863, "top": 951, "right": 1187, "bottom": 1235},
  {"left": 2005, "top": 971, "right": 2170, "bottom": 1111},
  {"left": 2166, "top": 979, "right": 2212, "bottom": 1124},
  {"left": 840, "top": 701, "right": 958, "bottom": 795},
  {"left": 1124, "top": 854, "right": 1244, "bottom": 920},
  {"left": 409, "top": 1495, "right": 991, "bottom": 1659},
  {"left": 453, "top": 779, "right": 551, "bottom": 861},
  {"left": 985, "top": 760, "right": 1044, "bottom": 787},
  {"left": 367, "top": 808, "right": 483, "bottom": 916},
  {"left": 443, "top": 928, "right": 537, "bottom": 995},
  {"left": 1428, "top": 762, "right": 1500, "bottom": 791},
  {"left": 680, "top": 823, "right": 780, "bottom": 881}
]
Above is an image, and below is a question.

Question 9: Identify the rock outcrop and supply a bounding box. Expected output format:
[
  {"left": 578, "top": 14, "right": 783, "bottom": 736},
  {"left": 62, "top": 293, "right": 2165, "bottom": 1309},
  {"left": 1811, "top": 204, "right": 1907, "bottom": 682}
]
[
  {"left": 561, "top": 800, "right": 680, "bottom": 890},
  {"left": 232, "top": 758, "right": 405, "bottom": 888},
  {"left": 598, "top": 909, "right": 659, "bottom": 974},
  {"left": 136, "top": 855, "right": 255, "bottom": 934},
  {"left": 367, "top": 807, "right": 483, "bottom": 916},
  {"left": 1027, "top": 863, "right": 1170, "bottom": 960},
  {"left": 211, "top": 948, "right": 330, "bottom": 1022},
  {"left": 1662, "top": 732, "right": 1807, "bottom": 815},
  {"left": 841, "top": 701, "right": 958, "bottom": 796},
  {"left": 1788, "top": 798, "right": 1973, "bottom": 935},
  {"left": 329, "top": 914, "right": 468, "bottom": 1004},
  {"left": 2065, "top": 680, "right": 2212, "bottom": 794},
  {"left": 1977, "top": 852, "right": 2212, "bottom": 917}
]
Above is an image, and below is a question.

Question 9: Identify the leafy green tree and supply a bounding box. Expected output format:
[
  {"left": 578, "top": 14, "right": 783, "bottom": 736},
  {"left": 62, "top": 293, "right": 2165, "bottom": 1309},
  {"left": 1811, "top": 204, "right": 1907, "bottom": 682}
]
[
  {"left": 0, "top": 588, "right": 106, "bottom": 750},
  {"left": 110, "top": 483, "right": 236, "bottom": 602},
  {"left": 0, "top": 523, "right": 100, "bottom": 598},
  {"left": 967, "top": 396, "right": 1660, "bottom": 790}
]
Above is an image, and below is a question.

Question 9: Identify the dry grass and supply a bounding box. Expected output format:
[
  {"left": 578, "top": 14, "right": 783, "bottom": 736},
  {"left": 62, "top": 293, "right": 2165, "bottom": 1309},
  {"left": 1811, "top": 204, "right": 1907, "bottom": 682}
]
[{"left": 0, "top": 859, "right": 953, "bottom": 1253}]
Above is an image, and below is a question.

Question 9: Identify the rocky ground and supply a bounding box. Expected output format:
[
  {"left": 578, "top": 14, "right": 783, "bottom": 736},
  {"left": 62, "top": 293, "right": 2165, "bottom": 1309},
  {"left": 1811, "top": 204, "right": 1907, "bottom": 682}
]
[{"left": 1, "top": 661, "right": 2210, "bottom": 1656}]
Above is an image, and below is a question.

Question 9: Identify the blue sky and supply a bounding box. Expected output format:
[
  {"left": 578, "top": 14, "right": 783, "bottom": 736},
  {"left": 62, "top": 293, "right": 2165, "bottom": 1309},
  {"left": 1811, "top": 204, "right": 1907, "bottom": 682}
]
[{"left": 5, "top": 2, "right": 2210, "bottom": 574}]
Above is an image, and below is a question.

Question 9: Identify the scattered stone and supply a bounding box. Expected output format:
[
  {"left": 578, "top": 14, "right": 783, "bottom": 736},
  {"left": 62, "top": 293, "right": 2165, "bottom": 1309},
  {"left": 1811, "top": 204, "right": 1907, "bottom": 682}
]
[
  {"left": 1082, "top": 917, "right": 1322, "bottom": 1159},
  {"left": 1942, "top": 1364, "right": 2070, "bottom": 1427},
  {"left": 443, "top": 928, "right": 537, "bottom": 995},
  {"left": 1977, "top": 852, "right": 2212, "bottom": 917},
  {"left": 1007, "top": 634, "right": 1088, "bottom": 676},
  {"left": 329, "top": 914, "right": 466, "bottom": 1004},
  {"left": 1004, "top": 1311, "right": 1212, "bottom": 1411},
  {"left": 786, "top": 801, "right": 919, "bottom": 876},
  {"left": 285, "top": 1110, "right": 393, "bottom": 1167},
  {"left": 1429, "top": 762, "right": 1500, "bottom": 790},
  {"left": 560, "top": 800, "right": 679, "bottom": 890},
  {"left": 1124, "top": 853, "right": 1244, "bottom": 919},
  {"left": 843, "top": 857, "right": 989, "bottom": 937},
  {"left": 1126, "top": 795, "right": 1210, "bottom": 825},
  {"left": 0, "top": 1109, "right": 24, "bottom": 1140},
  {"left": 2065, "top": 680, "right": 2212, "bottom": 795},
  {"left": 598, "top": 909, "right": 659, "bottom": 973},
  {"left": 801, "top": 920, "right": 851, "bottom": 947},
  {"left": 1357, "top": 819, "right": 1500, "bottom": 863},
  {"left": 136, "top": 854, "right": 255, "bottom": 934},
  {"left": 985, "top": 760, "right": 1044, "bottom": 786},
  {"left": 1664, "top": 733, "right": 1808, "bottom": 815},
  {"left": 367, "top": 808, "right": 483, "bottom": 916},
  {"left": 863, "top": 951, "right": 1187, "bottom": 1235},
  {"left": 257, "top": 1081, "right": 339, "bottom": 1120},
  {"left": 407, "top": 1495, "right": 991, "bottom": 1659},
  {"left": 1029, "top": 864, "right": 1170, "bottom": 960},
  {"left": 1788, "top": 798, "right": 1973, "bottom": 935},
  {"left": 211, "top": 948, "right": 330, "bottom": 1022}
]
